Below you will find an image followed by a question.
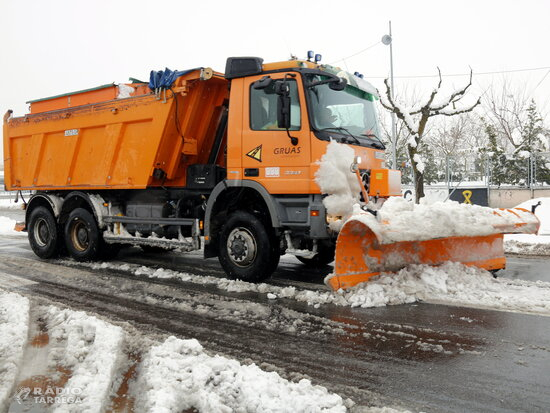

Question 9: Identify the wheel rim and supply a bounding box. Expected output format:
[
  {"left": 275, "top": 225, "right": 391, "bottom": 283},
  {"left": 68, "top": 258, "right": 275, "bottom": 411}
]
[
  {"left": 70, "top": 219, "right": 90, "bottom": 252},
  {"left": 33, "top": 218, "right": 51, "bottom": 247},
  {"left": 227, "top": 227, "right": 257, "bottom": 267}
]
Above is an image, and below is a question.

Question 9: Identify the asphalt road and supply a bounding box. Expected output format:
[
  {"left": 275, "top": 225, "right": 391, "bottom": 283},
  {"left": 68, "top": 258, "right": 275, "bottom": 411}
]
[{"left": 0, "top": 218, "right": 549, "bottom": 412}]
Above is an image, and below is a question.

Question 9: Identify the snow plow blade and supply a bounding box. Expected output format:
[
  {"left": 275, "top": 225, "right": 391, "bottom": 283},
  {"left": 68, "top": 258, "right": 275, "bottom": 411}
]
[{"left": 327, "top": 208, "right": 540, "bottom": 291}]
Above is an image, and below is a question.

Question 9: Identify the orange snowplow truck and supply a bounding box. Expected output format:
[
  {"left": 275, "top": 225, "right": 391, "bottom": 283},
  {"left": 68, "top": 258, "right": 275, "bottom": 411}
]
[{"left": 3, "top": 57, "right": 400, "bottom": 283}]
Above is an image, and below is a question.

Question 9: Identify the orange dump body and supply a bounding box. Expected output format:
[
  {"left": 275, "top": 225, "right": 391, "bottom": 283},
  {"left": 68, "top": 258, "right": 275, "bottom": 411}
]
[{"left": 3, "top": 70, "right": 228, "bottom": 190}]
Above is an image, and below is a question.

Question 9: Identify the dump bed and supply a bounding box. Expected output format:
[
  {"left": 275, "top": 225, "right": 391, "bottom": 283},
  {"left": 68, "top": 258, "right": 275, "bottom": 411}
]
[{"left": 3, "top": 69, "right": 228, "bottom": 191}]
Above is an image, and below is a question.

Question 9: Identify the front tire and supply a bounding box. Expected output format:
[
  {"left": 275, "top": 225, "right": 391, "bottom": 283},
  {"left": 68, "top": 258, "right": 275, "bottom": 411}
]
[
  {"left": 218, "top": 211, "right": 278, "bottom": 282},
  {"left": 28, "top": 206, "right": 62, "bottom": 259},
  {"left": 64, "top": 208, "right": 101, "bottom": 261}
]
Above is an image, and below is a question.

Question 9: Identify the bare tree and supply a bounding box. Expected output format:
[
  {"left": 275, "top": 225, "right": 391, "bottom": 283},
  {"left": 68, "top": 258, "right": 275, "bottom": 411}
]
[
  {"left": 378, "top": 69, "right": 481, "bottom": 202},
  {"left": 483, "top": 80, "right": 550, "bottom": 152}
]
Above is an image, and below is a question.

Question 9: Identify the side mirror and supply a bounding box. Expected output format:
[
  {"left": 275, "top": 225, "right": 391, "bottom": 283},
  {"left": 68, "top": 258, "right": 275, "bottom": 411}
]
[
  {"left": 274, "top": 80, "right": 290, "bottom": 96},
  {"left": 252, "top": 76, "right": 273, "bottom": 90},
  {"left": 329, "top": 78, "right": 347, "bottom": 91}
]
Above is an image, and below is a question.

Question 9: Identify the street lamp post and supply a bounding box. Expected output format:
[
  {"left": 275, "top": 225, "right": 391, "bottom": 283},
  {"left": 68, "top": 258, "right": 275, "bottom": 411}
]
[{"left": 382, "top": 21, "right": 397, "bottom": 170}]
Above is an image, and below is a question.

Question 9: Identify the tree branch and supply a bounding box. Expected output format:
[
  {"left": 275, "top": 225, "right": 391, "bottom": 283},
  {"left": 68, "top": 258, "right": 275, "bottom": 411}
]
[{"left": 430, "top": 68, "right": 475, "bottom": 113}]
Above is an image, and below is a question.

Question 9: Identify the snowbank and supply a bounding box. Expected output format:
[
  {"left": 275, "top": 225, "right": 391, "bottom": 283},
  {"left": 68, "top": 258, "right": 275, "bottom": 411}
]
[
  {"left": 0, "top": 216, "right": 25, "bottom": 236},
  {"left": 335, "top": 262, "right": 550, "bottom": 314},
  {"left": 1, "top": 297, "right": 353, "bottom": 412},
  {"left": 504, "top": 197, "right": 550, "bottom": 255},
  {"left": 47, "top": 307, "right": 125, "bottom": 412},
  {"left": 133, "top": 336, "right": 346, "bottom": 413},
  {"left": 0, "top": 290, "right": 30, "bottom": 411}
]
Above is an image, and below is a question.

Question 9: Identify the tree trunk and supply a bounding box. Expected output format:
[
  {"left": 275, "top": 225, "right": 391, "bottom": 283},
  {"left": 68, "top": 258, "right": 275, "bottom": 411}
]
[
  {"left": 414, "top": 170, "right": 425, "bottom": 203},
  {"left": 407, "top": 143, "right": 425, "bottom": 203}
]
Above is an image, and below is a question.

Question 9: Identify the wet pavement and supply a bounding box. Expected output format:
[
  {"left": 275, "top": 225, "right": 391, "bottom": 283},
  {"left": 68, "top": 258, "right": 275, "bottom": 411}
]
[{"left": 0, "top": 213, "right": 549, "bottom": 412}]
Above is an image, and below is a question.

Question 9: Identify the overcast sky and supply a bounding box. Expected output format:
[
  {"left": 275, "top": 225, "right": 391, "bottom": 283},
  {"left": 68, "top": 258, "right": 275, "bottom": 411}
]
[{"left": 2, "top": 0, "right": 550, "bottom": 162}]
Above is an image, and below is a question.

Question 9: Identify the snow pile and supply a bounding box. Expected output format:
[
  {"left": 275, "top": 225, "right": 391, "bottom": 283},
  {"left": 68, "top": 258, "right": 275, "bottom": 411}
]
[
  {"left": 330, "top": 262, "right": 550, "bottom": 314},
  {"left": 504, "top": 197, "right": 550, "bottom": 255},
  {"left": 349, "top": 197, "right": 538, "bottom": 244},
  {"left": 315, "top": 140, "right": 361, "bottom": 225},
  {"left": 133, "top": 336, "right": 346, "bottom": 413},
  {"left": 0, "top": 290, "right": 30, "bottom": 411},
  {"left": 47, "top": 307, "right": 125, "bottom": 412},
  {"left": 0, "top": 216, "right": 24, "bottom": 236},
  {"left": 0, "top": 198, "right": 24, "bottom": 209}
]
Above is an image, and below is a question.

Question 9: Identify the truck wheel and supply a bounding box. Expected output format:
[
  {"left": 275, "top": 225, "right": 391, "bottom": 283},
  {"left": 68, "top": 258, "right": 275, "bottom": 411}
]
[
  {"left": 64, "top": 208, "right": 101, "bottom": 261},
  {"left": 296, "top": 241, "right": 336, "bottom": 267},
  {"left": 28, "top": 206, "right": 61, "bottom": 259},
  {"left": 218, "top": 211, "right": 278, "bottom": 282}
]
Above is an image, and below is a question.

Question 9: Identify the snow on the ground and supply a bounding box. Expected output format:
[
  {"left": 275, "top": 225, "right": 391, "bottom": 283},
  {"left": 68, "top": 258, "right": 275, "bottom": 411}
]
[
  {"left": 0, "top": 292, "right": 353, "bottom": 412},
  {"left": 0, "top": 216, "right": 25, "bottom": 236},
  {"left": 71, "top": 259, "right": 550, "bottom": 316},
  {"left": 47, "top": 307, "right": 125, "bottom": 412},
  {"left": 0, "top": 197, "right": 25, "bottom": 209},
  {"left": 0, "top": 290, "right": 30, "bottom": 412},
  {"left": 504, "top": 197, "right": 550, "bottom": 255},
  {"left": 335, "top": 262, "right": 550, "bottom": 315},
  {"left": 133, "top": 336, "right": 346, "bottom": 413}
]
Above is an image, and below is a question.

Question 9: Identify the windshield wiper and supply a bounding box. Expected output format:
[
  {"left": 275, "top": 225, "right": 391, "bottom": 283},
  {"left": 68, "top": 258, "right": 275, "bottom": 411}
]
[
  {"left": 361, "top": 133, "right": 386, "bottom": 150},
  {"left": 319, "top": 127, "right": 360, "bottom": 145}
]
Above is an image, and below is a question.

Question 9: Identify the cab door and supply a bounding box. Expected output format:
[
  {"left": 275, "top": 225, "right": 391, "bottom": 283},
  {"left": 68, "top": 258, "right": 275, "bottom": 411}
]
[{"left": 240, "top": 73, "right": 312, "bottom": 194}]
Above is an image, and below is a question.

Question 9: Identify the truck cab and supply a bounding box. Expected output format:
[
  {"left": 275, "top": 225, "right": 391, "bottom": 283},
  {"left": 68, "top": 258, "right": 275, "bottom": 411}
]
[{"left": 203, "top": 58, "right": 398, "bottom": 279}]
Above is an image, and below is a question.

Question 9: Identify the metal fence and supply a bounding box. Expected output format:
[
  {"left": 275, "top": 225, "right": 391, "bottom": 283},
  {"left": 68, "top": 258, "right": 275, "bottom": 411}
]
[{"left": 398, "top": 152, "right": 550, "bottom": 188}]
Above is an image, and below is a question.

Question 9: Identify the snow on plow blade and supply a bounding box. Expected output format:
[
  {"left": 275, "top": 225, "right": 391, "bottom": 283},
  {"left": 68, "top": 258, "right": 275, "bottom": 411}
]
[{"left": 327, "top": 208, "right": 540, "bottom": 291}]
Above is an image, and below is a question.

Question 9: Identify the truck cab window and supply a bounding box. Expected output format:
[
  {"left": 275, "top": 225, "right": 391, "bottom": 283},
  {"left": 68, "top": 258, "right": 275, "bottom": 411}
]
[{"left": 250, "top": 79, "right": 301, "bottom": 131}]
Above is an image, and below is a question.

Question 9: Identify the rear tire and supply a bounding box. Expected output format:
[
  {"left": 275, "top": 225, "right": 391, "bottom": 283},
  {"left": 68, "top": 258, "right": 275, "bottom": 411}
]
[
  {"left": 28, "top": 206, "right": 61, "bottom": 259},
  {"left": 218, "top": 211, "right": 278, "bottom": 282},
  {"left": 296, "top": 240, "right": 336, "bottom": 267},
  {"left": 64, "top": 208, "right": 101, "bottom": 261}
]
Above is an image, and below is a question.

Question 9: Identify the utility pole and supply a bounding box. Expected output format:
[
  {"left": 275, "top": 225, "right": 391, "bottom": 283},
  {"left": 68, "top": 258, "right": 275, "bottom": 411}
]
[{"left": 382, "top": 21, "right": 397, "bottom": 169}]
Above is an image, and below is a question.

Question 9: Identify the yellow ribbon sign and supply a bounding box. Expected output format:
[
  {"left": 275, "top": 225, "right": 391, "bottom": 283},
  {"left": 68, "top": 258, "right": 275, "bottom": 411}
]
[{"left": 462, "top": 190, "right": 473, "bottom": 204}]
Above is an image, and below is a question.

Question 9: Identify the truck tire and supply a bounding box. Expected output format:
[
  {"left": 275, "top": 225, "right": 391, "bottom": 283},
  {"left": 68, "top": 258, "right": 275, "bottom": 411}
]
[
  {"left": 64, "top": 208, "right": 101, "bottom": 261},
  {"left": 218, "top": 211, "right": 278, "bottom": 282},
  {"left": 296, "top": 240, "right": 336, "bottom": 267},
  {"left": 28, "top": 206, "right": 61, "bottom": 259}
]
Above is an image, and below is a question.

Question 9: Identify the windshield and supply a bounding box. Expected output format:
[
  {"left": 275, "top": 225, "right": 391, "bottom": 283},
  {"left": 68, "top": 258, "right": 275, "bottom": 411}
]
[{"left": 305, "top": 74, "right": 382, "bottom": 148}]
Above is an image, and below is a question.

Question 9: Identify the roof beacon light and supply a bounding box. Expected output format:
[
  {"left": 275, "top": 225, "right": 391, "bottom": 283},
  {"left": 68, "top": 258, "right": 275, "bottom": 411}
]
[
  {"left": 307, "top": 50, "right": 314, "bottom": 62},
  {"left": 315, "top": 54, "right": 322, "bottom": 63}
]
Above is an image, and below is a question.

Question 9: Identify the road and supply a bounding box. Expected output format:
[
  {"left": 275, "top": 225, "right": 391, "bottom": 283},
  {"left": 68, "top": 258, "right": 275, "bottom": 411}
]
[{"left": 0, "top": 213, "right": 549, "bottom": 412}]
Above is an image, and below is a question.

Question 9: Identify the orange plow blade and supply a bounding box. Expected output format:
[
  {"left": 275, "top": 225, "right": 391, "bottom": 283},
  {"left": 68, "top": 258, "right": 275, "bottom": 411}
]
[{"left": 327, "top": 208, "right": 540, "bottom": 291}]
